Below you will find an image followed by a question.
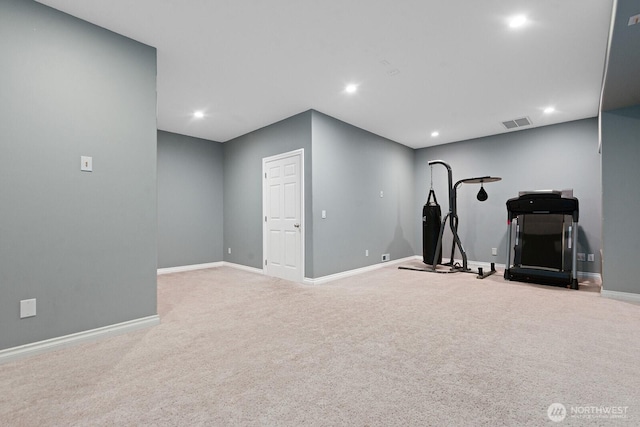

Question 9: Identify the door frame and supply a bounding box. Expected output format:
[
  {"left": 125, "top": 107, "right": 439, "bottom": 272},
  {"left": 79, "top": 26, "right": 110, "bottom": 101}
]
[{"left": 262, "top": 148, "right": 305, "bottom": 282}]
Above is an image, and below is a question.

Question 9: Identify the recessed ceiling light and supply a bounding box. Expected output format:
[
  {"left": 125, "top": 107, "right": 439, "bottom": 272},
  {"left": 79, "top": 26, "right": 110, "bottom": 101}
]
[
  {"left": 194, "top": 111, "right": 205, "bottom": 118},
  {"left": 345, "top": 84, "right": 358, "bottom": 94},
  {"left": 543, "top": 106, "right": 555, "bottom": 114},
  {"left": 431, "top": 131, "right": 439, "bottom": 137},
  {"left": 509, "top": 15, "right": 527, "bottom": 28}
]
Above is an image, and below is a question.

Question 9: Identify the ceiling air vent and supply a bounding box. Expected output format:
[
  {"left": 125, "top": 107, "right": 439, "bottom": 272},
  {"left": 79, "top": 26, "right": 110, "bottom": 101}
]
[{"left": 502, "top": 117, "right": 531, "bottom": 130}]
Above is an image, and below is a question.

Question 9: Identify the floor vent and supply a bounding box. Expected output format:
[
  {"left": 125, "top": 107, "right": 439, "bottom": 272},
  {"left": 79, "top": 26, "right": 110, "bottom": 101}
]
[{"left": 502, "top": 117, "right": 531, "bottom": 130}]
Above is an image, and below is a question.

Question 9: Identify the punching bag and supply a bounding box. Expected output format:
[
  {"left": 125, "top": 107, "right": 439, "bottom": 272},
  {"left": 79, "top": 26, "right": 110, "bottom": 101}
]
[{"left": 423, "top": 189, "right": 442, "bottom": 265}]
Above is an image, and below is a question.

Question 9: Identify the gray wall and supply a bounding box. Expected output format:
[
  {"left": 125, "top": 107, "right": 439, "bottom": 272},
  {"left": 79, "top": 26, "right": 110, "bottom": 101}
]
[
  {"left": 311, "top": 111, "right": 415, "bottom": 277},
  {"left": 157, "top": 131, "right": 224, "bottom": 268},
  {"left": 223, "top": 111, "right": 313, "bottom": 271},
  {"left": 601, "top": 0, "right": 640, "bottom": 111},
  {"left": 601, "top": 106, "right": 640, "bottom": 293},
  {"left": 415, "top": 119, "right": 602, "bottom": 273},
  {"left": 222, "top": 110, "right": 415, "bottom": 279},
  {"left": 0, "top": 0, "right": 157, "bottom": 350}
]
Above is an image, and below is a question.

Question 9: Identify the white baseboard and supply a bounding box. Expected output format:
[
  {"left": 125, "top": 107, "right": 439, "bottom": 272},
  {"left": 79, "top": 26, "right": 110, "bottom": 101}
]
[
  {"left": 157, "top": 261, "right": 263, "bottom": 276},
  {"left": 157, "top": 262, "right": 223, "bottom": 275},
  {"left": 448, "top": 257, "right": 602, "bottom": 282},
  {"left": 222, "top": 262, "right": 264, "bottom": 275},
  {"left": 577, "top": 271, "right": 602, "bottom": 282},
  {"left": 601, "top": 289, "right": 640, "bottom": 303},
  {"left": 158, "top": 258, "right": 605, "bottom": 288},
  {"left": 0, "top": 315, "right": 160, "bottom": 365},
  {"left": 159, "top": 258, "right": 417, "bottom": 285},
  {"left": 304, "top": 256, "right": 418, "bottom": 285},
  {"left": 452, "top": 258, "right": 506, "bottom": 271}
]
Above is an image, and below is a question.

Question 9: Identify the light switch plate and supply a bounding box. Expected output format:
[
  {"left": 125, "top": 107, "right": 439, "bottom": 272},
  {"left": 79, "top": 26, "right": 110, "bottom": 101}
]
[{"left": 81, "top": 156, "right": 93, "bottom": 172}]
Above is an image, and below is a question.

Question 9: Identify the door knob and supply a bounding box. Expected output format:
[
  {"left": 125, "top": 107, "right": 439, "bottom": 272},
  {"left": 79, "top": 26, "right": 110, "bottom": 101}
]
[{"left": 294, "top": 223, "right": 300, "bottom": 228}]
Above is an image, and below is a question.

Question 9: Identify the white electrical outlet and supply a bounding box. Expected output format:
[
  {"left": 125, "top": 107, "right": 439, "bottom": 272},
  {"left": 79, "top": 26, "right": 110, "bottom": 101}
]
[
  {"left": 20, "top": 299, "right": 36, "bottom": 318},
  {"left": 365, "top": 250, "right": 369, "bottom": 257},
  {"left": 491, "top": 248, "right": 497, "bottom": 256},
  {"left": 228, "top": 248, "right": 231, "bottom": 254},
  {"left": 587, "top": 253, "right": 595, "bottom": 262},
  {"left": 321, "top": 210, "right": 327, "bottom": 219},
  {"left": 577, "top": 253, "right": 586, "bottom": 262},
  {"left": 379, "top": 191, "right": 384, "bottom": 198},
  {"left": 381, "top": 253, "right": 390, "bottom": 262}
]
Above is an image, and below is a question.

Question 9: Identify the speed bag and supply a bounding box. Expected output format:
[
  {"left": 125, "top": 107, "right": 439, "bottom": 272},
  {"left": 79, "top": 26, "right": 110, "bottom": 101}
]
[{"left": 423, "top": 189, "right": 442, "bottom": 265}]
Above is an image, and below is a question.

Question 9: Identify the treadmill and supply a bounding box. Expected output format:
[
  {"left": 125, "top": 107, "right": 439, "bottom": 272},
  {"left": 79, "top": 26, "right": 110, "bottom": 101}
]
[{"left": 504, "top": 191, "right": 579, "bottom": 289}]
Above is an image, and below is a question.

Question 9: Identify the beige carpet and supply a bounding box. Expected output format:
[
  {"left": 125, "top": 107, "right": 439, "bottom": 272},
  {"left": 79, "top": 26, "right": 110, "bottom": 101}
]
[{"left": 1, "top": 263, "right": 639, "bottom": 426}]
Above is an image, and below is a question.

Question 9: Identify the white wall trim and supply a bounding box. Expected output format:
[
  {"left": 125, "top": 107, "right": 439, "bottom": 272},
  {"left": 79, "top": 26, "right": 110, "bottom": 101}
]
[
  {"left": 158, "top": 258, "right": 604, "bottom": 287},
  {"left": 449, "top": 258, "right": 506, "bottom": 271},
  {"left": 304, "top": 256, "right": 418, "bottom": 285},
  {"left": 157, "top": 261, "right": 264, "bottom": 276},
  {"left": 577, "top": 271, "right": 602, "bottom": 282},
  {"left": 448, "top": 257, "right": 602, "bottom": 283},
  {"left": 223, "top": 262, "right": 265, "bottom": 275},
  {"left": 601, "top": 289, "right": 640, "bottom": 303},
  {"left": 157, "top": 262, "right": 223, "bottom": 275},
  {"left": 0, "top": 315, "right": 160, "bottom": 365}
]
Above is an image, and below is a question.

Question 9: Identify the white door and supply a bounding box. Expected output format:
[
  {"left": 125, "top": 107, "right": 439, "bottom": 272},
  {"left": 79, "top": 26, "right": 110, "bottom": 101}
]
[{"left": 263, "top": 150, "right": 304, "bottom": 282}]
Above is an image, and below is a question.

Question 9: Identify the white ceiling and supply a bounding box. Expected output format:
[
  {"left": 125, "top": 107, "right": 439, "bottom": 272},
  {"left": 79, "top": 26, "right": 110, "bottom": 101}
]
[{"left": 36, "top": 0, "right": 614, "bottom": 149}]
